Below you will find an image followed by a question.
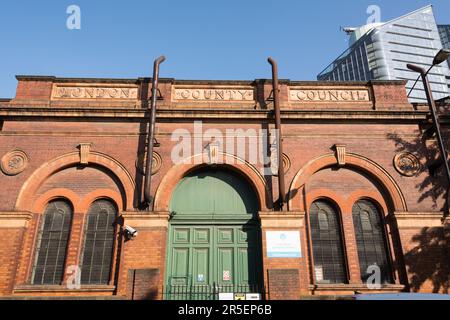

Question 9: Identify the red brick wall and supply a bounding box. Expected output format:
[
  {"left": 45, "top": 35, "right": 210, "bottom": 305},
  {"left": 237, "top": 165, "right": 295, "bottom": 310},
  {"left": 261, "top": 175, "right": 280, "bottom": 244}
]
[
  {"left": 126, "top": 269, "right": 160, "bottom": 300},
  {"left": 36, "top": 166, "right": 123, "bottom": 199},
  {"left": 267, "top": 269, "right": 301, "bottom": 300},
  {"left": 399, "top": 227, "right": 449, "bottom": 293},
  {"left": 0, "top": 228, "right": 25, "bottom": 295},
  {"left": 14, "top": 79, "right": 53, "bottom": 101},
  {"left": 0, "top": 121, "right": 442, "bottom": 212},
  {"left": 14, "top": 214, "right": 39, "bottom": 287},
  {"left": 260, "top": 225, "right": 310, "bottom": 299},
  {"left": 0, "top": 78, "right": 448, "bottom": 299},
  {"left": 117, "top": 228, "right": 167, "bottom": 298}
]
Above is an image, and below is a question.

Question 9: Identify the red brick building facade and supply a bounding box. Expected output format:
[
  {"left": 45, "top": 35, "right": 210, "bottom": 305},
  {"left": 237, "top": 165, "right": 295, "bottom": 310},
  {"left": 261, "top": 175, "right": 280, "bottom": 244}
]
[{"left": 0, "top": 75, "right": 448, "bottom": 299}]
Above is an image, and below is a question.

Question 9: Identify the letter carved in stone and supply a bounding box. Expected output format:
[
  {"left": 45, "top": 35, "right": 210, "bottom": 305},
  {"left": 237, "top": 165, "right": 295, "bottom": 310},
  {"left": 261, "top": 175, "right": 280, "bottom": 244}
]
[{"left": 52, "top": 84, "right": 139, "bottom": 100}]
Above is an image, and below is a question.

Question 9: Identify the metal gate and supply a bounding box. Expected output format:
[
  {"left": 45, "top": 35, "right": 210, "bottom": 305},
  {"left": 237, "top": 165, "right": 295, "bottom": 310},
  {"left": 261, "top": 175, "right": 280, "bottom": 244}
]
[{"left": 163, "top": 283, "right": 266, "bottom": 300}]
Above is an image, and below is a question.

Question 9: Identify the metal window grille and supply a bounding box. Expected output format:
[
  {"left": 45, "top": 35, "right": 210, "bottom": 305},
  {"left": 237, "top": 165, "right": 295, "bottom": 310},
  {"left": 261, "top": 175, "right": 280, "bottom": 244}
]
[
  {"left": 310, "top": 201, "right": 347, "bottom": 284},
  {"left": 80, "top": 199, "right": 117, "bottom": 285},
  {"left": 352, "top": 200, "right": 392, "bottom": 284},
  {"left": 32, "top": 200, "right": 73, "bottom": 285}
]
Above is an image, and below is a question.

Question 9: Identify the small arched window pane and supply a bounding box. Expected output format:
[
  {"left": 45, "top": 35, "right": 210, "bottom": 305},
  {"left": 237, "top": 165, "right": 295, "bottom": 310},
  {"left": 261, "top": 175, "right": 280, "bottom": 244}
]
[
  {"left": 310, "top": 201, "right": 347, "bottom": 284},
  {"left": 352, "top": 200, "right": 392, "bottom": 284},
  {"left": 360, "top": 211, "right": 373, "bottom": 232},
  {"left": 318, "top": 211, "right": 329, "bottom": 230},
  {"left": 32, "top": 200, "right": 73, "bottom": 285},
  {"left": 81, "top": 199, "right": 117, "bottom": 285}
]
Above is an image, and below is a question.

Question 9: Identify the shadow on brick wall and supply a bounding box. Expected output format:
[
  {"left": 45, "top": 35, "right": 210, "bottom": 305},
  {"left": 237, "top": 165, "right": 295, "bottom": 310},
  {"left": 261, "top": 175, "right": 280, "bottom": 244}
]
[
  {"left": 403, "top": 227, "right": 449, "bottom": 293},
  {"left": 388, "top": 131, "right": 450, "bottom": 293},
  {"left": 387, "top": 132, "right": 448, "bottom": 213},
  {"left": 127, "top": 269, "right": 160, "bottom": 300}
]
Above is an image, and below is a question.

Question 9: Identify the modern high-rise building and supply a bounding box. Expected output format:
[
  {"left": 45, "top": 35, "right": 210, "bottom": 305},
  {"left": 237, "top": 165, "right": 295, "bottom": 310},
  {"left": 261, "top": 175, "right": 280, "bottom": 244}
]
[
  {"left": 438, "top": 24, "right": 450, "bottom": 90},
  {"left": 317, "top": 5, "right": 450, "bottom": 103},
  {"left": 439, "top": 25, "right": 450, "bottom": 53}
]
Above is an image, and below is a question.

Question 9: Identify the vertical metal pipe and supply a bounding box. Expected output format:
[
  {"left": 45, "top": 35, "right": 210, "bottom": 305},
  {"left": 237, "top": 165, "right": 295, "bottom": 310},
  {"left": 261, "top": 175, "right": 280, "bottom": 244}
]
[
  {"left": 144, "top": 56, "right": 166, "bottom": 209},
  {"left": 407, "top": 64, "right": 450, "bottom": 187},
  {"left": 268, "top": 57, "right": 286, "bottom": 210}
]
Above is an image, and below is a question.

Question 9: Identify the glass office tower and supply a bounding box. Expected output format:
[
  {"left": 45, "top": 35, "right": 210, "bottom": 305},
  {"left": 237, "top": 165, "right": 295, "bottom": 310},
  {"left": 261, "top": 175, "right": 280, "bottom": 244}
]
[
  {"left": 439, "top": 25, "right": 450, "bottom": 90},
  {"left": 439, "top": 26, "right": 450, "bottom": 51},
  {"left": 318, "top": 6, "right": 450, "bottom": 103}
]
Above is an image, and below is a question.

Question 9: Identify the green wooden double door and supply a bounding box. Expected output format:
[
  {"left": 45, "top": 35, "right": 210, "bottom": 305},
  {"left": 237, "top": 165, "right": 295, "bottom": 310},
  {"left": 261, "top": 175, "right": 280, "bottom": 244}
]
[
  {"left": 166, "top": 224, "right": 262, "bottom": 299},
  {"left": 165, "top": 169, "right": 263, "bottom": 300}
]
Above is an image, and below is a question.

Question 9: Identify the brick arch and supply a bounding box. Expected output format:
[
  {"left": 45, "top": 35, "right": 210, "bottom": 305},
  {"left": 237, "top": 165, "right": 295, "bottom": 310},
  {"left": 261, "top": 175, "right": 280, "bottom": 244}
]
[
  {"left": 79, "top": 189, "right": 124, "bottom": 213},
  {"left": 153, "top": 153, "right": 272, "bottom": 212},
  {"left": 32, "top": 188, "right": 81, "bottom": 214},
  {"left": 304, "top": 189, "right": 346, "bottom": 216},
  {"left": 288, "top": 153, "right": 407, "bottom": 212},
  {"left": 345, "top": 190, "right": 389, "bottom": 217},
  {"left": 16, "top": 152, "right": 135, "bottom": 212}
]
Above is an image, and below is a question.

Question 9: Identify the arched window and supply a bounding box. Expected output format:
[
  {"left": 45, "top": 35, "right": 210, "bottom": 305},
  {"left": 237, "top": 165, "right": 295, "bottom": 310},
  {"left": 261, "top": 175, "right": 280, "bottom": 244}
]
[
  {"left": 32, "top": 200, "right": 73, "bottom": 285},
  {"left": 80, "top": 199, "right": 117, "bottom": 285},
  {"left": 352, "top": 200, "right": 392, "bottom": 283},
  {"left": 309, "top": 200, "right": 347, "bottom": 284}
]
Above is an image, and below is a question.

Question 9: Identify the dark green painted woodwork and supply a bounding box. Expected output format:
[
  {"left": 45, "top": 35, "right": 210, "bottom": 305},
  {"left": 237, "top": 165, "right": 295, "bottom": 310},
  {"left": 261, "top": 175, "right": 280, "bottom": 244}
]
[
  {"left": 166, "top": 225, "right": 261, "bottom": 300},
  {"left": 170, "top": 169, "right": 259, "bottom": 217},
  {"left": 165, "top": 169, "right": 262, "bottom": 300}
]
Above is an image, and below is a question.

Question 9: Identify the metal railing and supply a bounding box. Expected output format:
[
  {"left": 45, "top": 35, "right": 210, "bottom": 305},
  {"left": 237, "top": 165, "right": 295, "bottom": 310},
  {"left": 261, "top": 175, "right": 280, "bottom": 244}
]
[{"left": 163, "top": 283, "right": 265, "bottom": 301}]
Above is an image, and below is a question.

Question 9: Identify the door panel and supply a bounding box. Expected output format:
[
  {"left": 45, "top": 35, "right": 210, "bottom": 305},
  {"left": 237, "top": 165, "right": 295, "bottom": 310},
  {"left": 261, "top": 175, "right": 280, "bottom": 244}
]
[
  {"left": 173, "top": 228, "right": 190, "bottom": 244},
  {"left": 166, "top": 225, "right": 262, "bottom": 299},
  {"left": 237, "top": 247, "right": 250, "bottom": 283},
  {"left": 170, "top": 248, "right": 190, "bottom": 285},
  {"left": 217, "top": 227, "right": 234, "bottom": 244},
  {"left": 192, "top": 248, "right": 210, "bottom": 285},
  {"left": 217, "top": 247, "right": 234, "bottom": 286},
  {"left": 194, "top": 228, "right": 210, "bottom": 244}
]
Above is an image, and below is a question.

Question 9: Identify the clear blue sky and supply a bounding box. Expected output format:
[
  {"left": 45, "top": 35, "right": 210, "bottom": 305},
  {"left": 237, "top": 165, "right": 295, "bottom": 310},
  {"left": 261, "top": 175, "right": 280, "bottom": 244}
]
[{"left": 0, "top": 0, "right": 449, "bottom": 98}]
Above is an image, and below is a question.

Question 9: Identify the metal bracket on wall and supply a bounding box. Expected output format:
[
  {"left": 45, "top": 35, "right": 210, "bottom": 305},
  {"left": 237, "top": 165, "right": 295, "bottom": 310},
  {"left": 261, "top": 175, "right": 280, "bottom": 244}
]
[
  {"left": 150, "top": 89, "right": 164, "bottom": 101},
  {"left": 266, "top": 90, "right": 275, "bottom": 102}
]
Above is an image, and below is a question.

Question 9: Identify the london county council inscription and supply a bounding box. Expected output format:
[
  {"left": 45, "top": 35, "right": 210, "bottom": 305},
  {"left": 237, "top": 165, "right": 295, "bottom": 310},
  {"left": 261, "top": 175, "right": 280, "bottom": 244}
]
[
  {"left": 52, "top": 85, "right": 139, "bottom": 100},
  {"left": 173, "top": 88, "right": 254, "bottom": 102},
  {"left": 290, "top": 89, "right": 370, "bottom": 102}
]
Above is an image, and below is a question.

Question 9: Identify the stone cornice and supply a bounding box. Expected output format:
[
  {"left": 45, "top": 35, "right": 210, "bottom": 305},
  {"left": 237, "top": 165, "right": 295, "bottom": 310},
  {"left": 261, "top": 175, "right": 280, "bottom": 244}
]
[
  {"left": 15, "top": 75, "right": 140, "bottom": 85},
  {"left": 121, "top": 211, "right": 170, "bottom": 228},
  {"left": 0, "top": 107, "right": 429, "bottom": 122},
  {"left": 0, "top": 211, "right": 34, "bottom": 228},
  {"left": 13, "top": 285, "right": 116, "bottom": 293},
  {"left": 121, "top": 211, "right": 170, "bottom": 218},
  {"left": 443, "top": 216, "right": 450, "bottom": 229},
  {"left": 13, "top": 76, "right": 407, "bottom": 87},
  {"left": 394, "top": 211, "right": 445, "bottom": 228},
  {"left": 259, "top": 211, "right": 305, "bottom": 228}
]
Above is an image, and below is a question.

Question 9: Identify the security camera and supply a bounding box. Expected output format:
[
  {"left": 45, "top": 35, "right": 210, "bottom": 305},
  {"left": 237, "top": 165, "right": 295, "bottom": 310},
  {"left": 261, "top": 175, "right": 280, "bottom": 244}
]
[{"left": 124, "top": 225, "right": 138, "bottom": 240}]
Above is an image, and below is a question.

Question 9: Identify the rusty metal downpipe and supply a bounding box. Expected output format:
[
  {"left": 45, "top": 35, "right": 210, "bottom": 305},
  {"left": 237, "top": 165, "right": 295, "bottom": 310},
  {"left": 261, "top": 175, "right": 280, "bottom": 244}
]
[
  {"left": 144, "top": 55, "right": 166, "bottom": 209},
  {"left": 268, "top": 57, "right": 286, "bottom": 211}
]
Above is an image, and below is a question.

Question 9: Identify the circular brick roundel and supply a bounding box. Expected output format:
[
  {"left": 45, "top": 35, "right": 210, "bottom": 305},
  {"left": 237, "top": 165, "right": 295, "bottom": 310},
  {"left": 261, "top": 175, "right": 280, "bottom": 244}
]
[
  {"left": 272, "top": 153, "right": 291, "bottom": 175},
  {"left": 394, "top": 152, "right": 421, "bottom": 177},
  {"left": 1, "top": 150, "right": 29, "bottom": 176},
  {"left": 282, "top": 153, "right": 291, "bottom": 174},
  {"left": 136, "top": 151, "right": 162, "bottom": 175}
]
